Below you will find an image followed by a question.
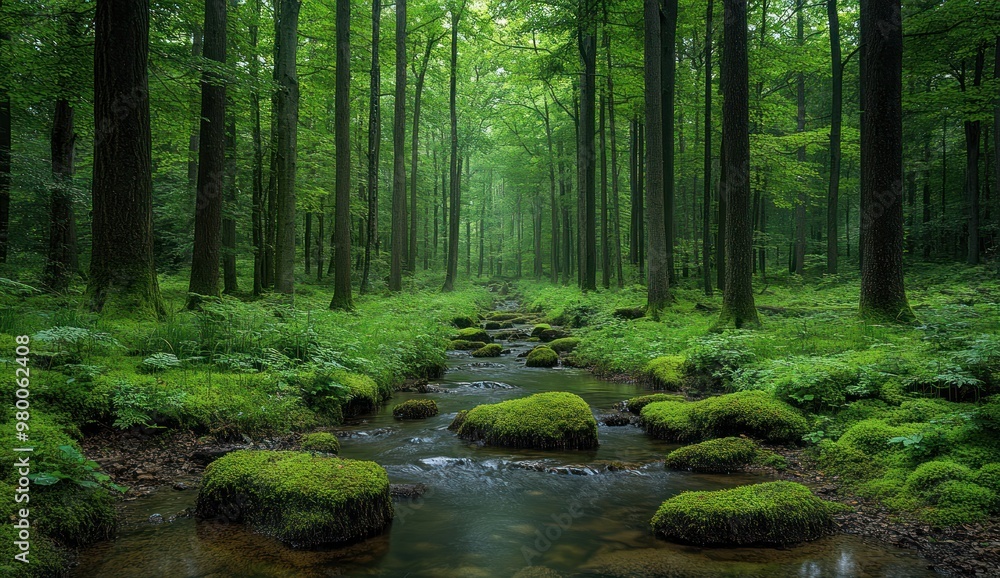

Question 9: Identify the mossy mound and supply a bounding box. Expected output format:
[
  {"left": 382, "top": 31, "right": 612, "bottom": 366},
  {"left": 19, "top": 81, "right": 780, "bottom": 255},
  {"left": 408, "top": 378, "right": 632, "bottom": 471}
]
[
  {"left": 196, "top": 450, "right": 392, "bottom": 548},
  {"left": 453, "top": 392, "right": 599, "bottom": 450},
  {"left": 452, "top": 315, "right": 476, "bottom": 329},
  {"left": 538, "top": 328, "right": 567, "bottom": 342},
  {"left": 450, "top": 339, "right": 487, "bottom": 351},
  {"left": 487, "top": 312, "right": 521, "bottom": 322},
  {"left": 640, "top": 392, "right": 807, "bottom": 443},
  {"left": 548, "top": 337, "right": 580, "bottom": 353},
  {"left": 650, "top": 481, "right": 845, "bottom": 546},
  {"left": 623, "top": 393, "right": 684, "bottom": 414},
  {"left": 483, "top": 321, "right": 503, "bottom": 330},
  {"left": 392, "top": 399, "right": 439, "bottom": 419},
  {"left": 471, "top": 343, "right": 503, "bottom": 358},
  {"left": 453, "top": 327, "right": 491, "bottom": 343},
  {"left": 530, "top": 324, "right": 552, "bottom": 338},
  {"left": 526, "top": 346, "right": 559, "bottom": 368},
  {"left": 301, "top": 432, "right": 341, "bottom": 454},
  {"left": 663, "top": 437, "right": 759, "bottom": 473},
  {"left": 643, "top": 355, "right": 685, "bottom": 391}
]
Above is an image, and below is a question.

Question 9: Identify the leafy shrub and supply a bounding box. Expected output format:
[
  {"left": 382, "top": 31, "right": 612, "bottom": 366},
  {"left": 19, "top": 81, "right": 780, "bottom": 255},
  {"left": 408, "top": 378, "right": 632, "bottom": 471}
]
[
  {"left": 683, "top": 332, "right": 758, "bottom": 386},
  {"left": 33, "top": 326, "right": 120, "bottom": 364},
  {"left": 973, "top": 463, "right": 1000, "bottom": 494},
  {"left": 663, "top": 437, "right": 759, "bottom": 473},
  {"left": 300, "top": 432, "right": 341, "bottom": 454}
]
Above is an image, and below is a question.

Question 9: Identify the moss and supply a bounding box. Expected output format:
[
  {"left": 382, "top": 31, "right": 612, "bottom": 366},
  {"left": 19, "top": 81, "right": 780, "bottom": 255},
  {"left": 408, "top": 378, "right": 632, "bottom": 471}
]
[
  {"left": 0, "top": 516, "right": 68, "bottom": 577},
  {"left": 640, "top": 401, "right": 698, "bottom": 442},
  {"left": 196, "top": 450, "right": 392, "bottom": 548},
  {"left": 453, "top": 327, "right": 491, "bottom": 343},
  {"left": 454, "top": 392, "right": 599, "bottom": 450},
  {"left": 471, "top": 343, "right": 503, "bottom": 358},
  {"left": 623, "top": 393, "right": 683, "bottom": 414},
  {"left": 837, "top": 419, "right": 921, "bottom": 456},
  {"left": 690, "top": 391, "right": 808, "bottom": 443},
  {"left": 448, "top": 409, "right": 469, "bottom": 430},
  {"left": 651, "top": 481, "right": 845, "bottom": 546},
  {"left": 301, "top": 432, "right": 341, "bottom": 454},
  {"left": 973, "top": 463, "right": 1000, "bottom": 494},
  {"left": 643, "top": 355, "right": 686, "bottom": 390},
  {"left": 487, "top": 312, "right": 521, "bottom": 321},
  {"left": 530, "top": 323, "right": 552, "bottom": 338},
  {"left": 885, "top": 398, "right": 961, "bottom": 425},
  {"left": 904, "top": 460, "right": 973, "bottom": 499},
  {"left": 392, "top": 399, "right": 439, "bottom": 419},
  {"left": 452, "top": 315, "right": 476, "bottom": 329},
  {"left": 450, "top": 339, "right": 487, "bottom": 351},
  {"left": 548, "top": 337, "right": 580, "bottom": 353},
  {"left": 918, "top": 481, "right": 997, "bottom": 526},
  {"left": 663, "top": 437, "right": 759, "bottom": 473},
  {"left": 525, "top": 346, "right": 559, "bottom": 368}
]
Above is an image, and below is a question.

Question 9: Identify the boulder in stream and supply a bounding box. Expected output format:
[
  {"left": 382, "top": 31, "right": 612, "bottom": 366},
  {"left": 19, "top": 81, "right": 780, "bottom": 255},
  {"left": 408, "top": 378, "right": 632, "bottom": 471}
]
[
  {"left": 392, "top": 399, "right": 439, "bottom": 419},
  {"left": 525, "top": 346, "right": 559, "bottom": 368},
  {"left": 196, "top": 450, "right": 393, "bottom": 548},
  {"left": 451, "top": 392, "right": 599, "bottom": 450}
]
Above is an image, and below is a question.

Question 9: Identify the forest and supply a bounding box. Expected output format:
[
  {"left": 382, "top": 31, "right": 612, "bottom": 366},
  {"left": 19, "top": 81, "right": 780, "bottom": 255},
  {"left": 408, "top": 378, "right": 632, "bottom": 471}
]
[{"left": 0, "top": 0, "right": 999, "bottom": 576}]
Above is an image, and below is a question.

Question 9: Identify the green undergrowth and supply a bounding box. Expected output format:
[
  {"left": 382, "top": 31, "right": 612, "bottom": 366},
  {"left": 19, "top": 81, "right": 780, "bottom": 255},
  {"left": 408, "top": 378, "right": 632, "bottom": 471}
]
[{"left": 640, "top": 391, "right": 808, "bottom": 443}]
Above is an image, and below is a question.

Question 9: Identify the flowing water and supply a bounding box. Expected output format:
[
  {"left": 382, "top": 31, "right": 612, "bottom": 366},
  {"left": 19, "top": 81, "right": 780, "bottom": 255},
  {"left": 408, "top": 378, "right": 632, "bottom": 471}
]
[{"left": 73, "top": 322, "right": 938, "bottom": 577}]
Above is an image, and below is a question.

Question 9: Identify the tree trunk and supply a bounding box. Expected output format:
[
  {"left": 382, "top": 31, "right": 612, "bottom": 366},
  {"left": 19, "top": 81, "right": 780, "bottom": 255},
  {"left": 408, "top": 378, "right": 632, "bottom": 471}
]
[
  {"left": 644, "top": 0, "right": 670, "bottom": 311},
  {"left": 965, "top": 47, "right": 985, "bottom": 265},
  {"left": 661, "top": 0, "right": 677, "bottom": 285},
  {"left": 600, "top": 89, "right": 610, "bottom": 288},
  {"left": 545, "top": 97, "right": 559, "bottom": 283},
  {"left": 858, "top": 0, "right": 912, "bottom": 321},
  {"left": 330, "top": 0, "right": 353, "bottom": 309},
  {"left": 361, "top": 0, "right": 381, "bottom": 294},
  {"left": 410, "top": 35, "right": 436, "bottom": 275},
  {"left": 317, "top": 200, "right": 324, "bottom": 281},
  {"left": 559, "top": 138, "right": 571, "bottom": 284},
  {"left": 223, "top": 103, "right": 237, "bottom": 294},
  {"left": 89, "top": 0, "right": 164, "bottom": 316},
  {"left": 250, "top": 0, "right": 264, "bottom": 295},
  {"left": 273, "top": 0, "right": 299, "bottom": 295},
  {"left": 442, "top": 4, "right": 463, "bottom": 292},
  {"left": 0, "top": 62, "right": 8, "bottom": 264},
  {"left": 994, "top": 38, "right": 1000, "bottom": 236},
  {"left": 605, "top": 27, "right": 624, "bottom": 288},
  {"left": 579, "top": 5, "right": 597, "bottom": 291},
  {"left": 390, "top": 0, "right": 407, "bottom": 290},
  {"left": 716, "top": 130, "right": 726, "bottom": 292},
  {"left": 45, "top": 100, "right": 77, "bottom": 290},
  {"left": 188, "top": 26, "right": 203, "bottom": 194},
  {"left": 304, "top": 212, "right": 312, "bottom": 275},
  {"left": 793, "top": 0, "right": 806, "bottom": 276},
  {"left": 716, "top": 0, "right": 759, "bottom": 328},
  {"left": 702, "top": 0, "right": 714, "bottom": 296},
  {"left": 827, "top": 0, "right": 842, "bottom": 274}
]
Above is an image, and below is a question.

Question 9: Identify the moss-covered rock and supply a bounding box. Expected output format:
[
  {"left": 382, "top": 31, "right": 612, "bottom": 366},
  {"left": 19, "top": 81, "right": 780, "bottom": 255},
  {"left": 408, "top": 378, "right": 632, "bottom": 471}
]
[
  {"left": 690, "top": 391, "right": 808, "bottom": 443},
  {"left": 919, "top": 480, "right": 997, "bottom": 525},
  {"left": 538, "top": 328, "right": 567, "bottom": 342},
  {"left": 530, "top": 324, "right": 552, "bottom": 338},
  {"left": 973, "top": 463, "right": 1000, "bottom": 494},
  {"left": 643, "top": 355, "right": 686, "bottom": 390},
  {"left": 448, "top": 410, "right": 469, "bottom": 431},
  {"left": 450, "top": 339, "right": 488, "bottom": 351},
  {"left": 471, "top": 343, "right": 503, "bottom": 358},
  {"left": 452, "top": 315, "right": 476, "bottom": 329},
  {"left": 483, "top": 321, "right": 503, "bottom": 330},
  {"left": 301, "top": 432, "right": 341, "bottom": 454},
  {"left": 453, "top": 392, "right": 599, "bottom": 450},
  {"left": 623, "top": 393, "right": 684, "bottom": 414},
  {"left": 392, "top": 399, "right": 439, "bottom": 419},
  {"left": 487, "top": 312, "right": 521, "bottom": 322},
  {"left": 548, "top": 337, "right": 580, "bottom": 353},
  {"left": 650, "top": 481, "right": 845, "bottom": 546},
  {"left": 526, "top": 346, "right": 559, "bottom": 368},
  {"left": 196, "top": 450, "right": 392, "bottom": 548},
  {"left": 453, "top": 327, "right": 492, "bottom": 343},
  {"left": 904, "top": 460, "right": 973, "bottom": 499},
  {"left": 663, "top": 437, "right": 759, "bottom": 473},
  {"left": 640, "top": 401, "right": 699, "bottom": 442}
]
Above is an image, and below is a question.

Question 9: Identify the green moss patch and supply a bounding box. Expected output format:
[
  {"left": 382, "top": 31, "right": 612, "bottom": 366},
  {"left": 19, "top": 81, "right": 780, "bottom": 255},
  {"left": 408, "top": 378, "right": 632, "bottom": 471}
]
[
  {"left": 664, "top": 437, "right": 759, "bottom": 473},
  {"left": 453, "top": 327, "right": 491, "bottom": 343},
  {"left": 452, "top": 315, "right": 476, "bottom": 329},
  {"left": 651, "top": 481, "right": 845, "bottom": 546},
  {"left": 301, "top": 432, "right": 340, "bottom": 454},
  {"left": 526, "top": 346, "right": 559, "bottom": 368},
  {"left": 392, "top": 399, "right": 439, "bottom": 419},
  {"left": 623, "top": 393, "right": 684, "bottom": 414},
  {"left": 196, "top": 450, "right": 392, "bottom": 548},
  {"left": 643, "top": 355, "right": 685, "bottom": 390},
  {"left": 450, "top": 339, "right": 487, "bottom": 351},
  {"left": 548, "top": 337, "right": 580, "bottom": 353},
  {"left": 530, "top": 324, "right": 552, "bottom": 338},
  {"left": 453, "top": 392, "right": 599, "bottom": 450},
  {"left": 471, "top": 343, "right": 503, "bottom": 358},
  {"left": 640, "top": 392, "right": 806, "bottom": 444}
]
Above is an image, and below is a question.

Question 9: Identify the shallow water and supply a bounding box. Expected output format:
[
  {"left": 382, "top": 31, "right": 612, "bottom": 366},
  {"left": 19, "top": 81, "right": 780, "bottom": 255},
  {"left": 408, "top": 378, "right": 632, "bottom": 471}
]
[{"left": 73, "top": 330, "right": 938, "bottom": 577}]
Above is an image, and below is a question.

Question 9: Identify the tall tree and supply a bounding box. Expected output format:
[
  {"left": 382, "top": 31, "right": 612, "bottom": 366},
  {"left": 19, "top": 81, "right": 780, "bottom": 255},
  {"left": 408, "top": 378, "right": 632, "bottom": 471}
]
[
  {"left": 442, "top": 3, "right": 464, "bottom": 292},
  {"left": 963, "top": 46, "right": 985, "bottom": 265},
  {"left": 88, "top": 0, "right": 164, "bottom": 316},
  {"left": 827, "top": 0, "right": 842, "bottom": 274},
  {"left": 702, "top": 0, "right": 714, "bottom": 296},
  {"left": 792, "top": 0, "right": 806, "bottom": 275},
  {"left": 578, "top": 0, "right": 597, "bottom": 291},
  {"left": 250, "top": 0, "right": 264, "bottom": 296},
  {"left": 45, "top": 99, "right": 77, "bottom": 291},
  {"left": 390, "top": 0, "right": 407, "bottom": 291},
  {"left": 0, "top": 26, "right": 9, "bottom": 264},
  {"left": 274, "top": 0, "right": 300, "bottom": 295},
  {"left": 188, "top": 0, "right": 227, "bottom": 305},
  {"left": 661, "top": 0, "right": 677, "bottom": 284},
  {"left": 858, "top": 0, "right": 912, "bottom": 321},
  {"left": 223, "top": 106, "right": 237, "bottom": 293},
  {"left": 409, "top": 30, "right": 444, "bottom": 274},
  {"left": 361, "top": 0, "right": 381, "bottom": 294},
  {"left": 716, "top": 0, "right": 759, "bottom": 328},
  {"left": 330, "top": 0, "right": 353, "bottom": 309},
  {"left": 644, "top": 0, "right": 670, "bottom": 311},
  {"left": 604, "top": 23, "right": 624, "bottom": 288}
]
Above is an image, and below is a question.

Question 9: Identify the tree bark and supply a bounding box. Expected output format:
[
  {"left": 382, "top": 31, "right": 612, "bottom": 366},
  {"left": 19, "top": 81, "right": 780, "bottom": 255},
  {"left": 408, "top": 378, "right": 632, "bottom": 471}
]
[
  {"left": 716, "top": 129, "right": 726, "bottom": 292},
  {"left": 661, "top": 0, "right": 677, "bottom": 285},
  {"left": 361, "top": 0, "right": 381, "bottom": 294},
  {"left": 605, "top": 26, "right": 624, "bottom": 288},
  {"left": 600, "top": 88, "right": 610, "bottom": 288},
  {"left": 250, "top": 0, "right": 264, "bottom": 295},
  {"left": 544, "top": 97, "right": 559, "bottom": 283},
  {"left": 89, "top": 0, "right": 164, "bottom": 316},
  {"left": 644, "top": 0, "right": 670, "bottom": 311},
  {"left": 858, "top": 0, "right": 912, "bottom": 321},
  {"left": 827, "top": 0, "right": 842, "bottom": 274},
  {"left": 330, "top": 0, "right": 353, "bottom": 309},
  {"left": 965, "top": 47, "right": 985, "bottom": 265},
  {"left": 409, "top": 34, "right": 438, "bottom": 275},
  {"left": 274, "top": 0, "right": 299, "bottom": 295},
  {"left": 702, "top": 0, "right": 714, "bottom": 296},
  {"left": 188, "top": 26, "right": 203, "bottom": 194},
  {"left": 793, "top": 0, "right": 806, "bottom": 276},
  {"left": 0, "top": 64, "right": 8, "bottom": 264},
  {"left": 716, "top": 0, "right": 759, "bottom": 328},
  {"left": 442, "top": 3, "right": 464, "bottom": 292},
  {"left": 390, "top": 0, "right": 407, "bottom": 290},
  {"left": 45, "top": 99, "right": 77, "bottom": 290},
  {"left": 578, "top": 3, "right": 597, "bottom": 291},
  {"left": 223, "top": 102, "right": 237, "bottom": 294}
]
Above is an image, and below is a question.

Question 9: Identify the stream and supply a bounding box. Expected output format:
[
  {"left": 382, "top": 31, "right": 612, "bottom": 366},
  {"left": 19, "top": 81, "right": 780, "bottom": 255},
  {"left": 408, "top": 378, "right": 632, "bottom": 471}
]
[{"left": 72, "top": 319, "right": 937, "bottom": 577}]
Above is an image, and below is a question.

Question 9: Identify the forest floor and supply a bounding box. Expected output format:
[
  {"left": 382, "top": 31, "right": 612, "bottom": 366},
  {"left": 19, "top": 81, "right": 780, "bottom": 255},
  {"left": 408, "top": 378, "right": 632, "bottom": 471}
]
[{"left": 2, "top": 263, "right": 999, "bottom": 575}]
